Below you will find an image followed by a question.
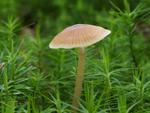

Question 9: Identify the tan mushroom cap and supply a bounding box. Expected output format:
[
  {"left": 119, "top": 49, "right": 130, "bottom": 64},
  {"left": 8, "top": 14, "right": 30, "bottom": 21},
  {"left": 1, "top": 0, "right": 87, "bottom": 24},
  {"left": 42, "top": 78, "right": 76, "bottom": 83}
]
[{"left": 49, "top": 24, "right": 111, "bottom": 49}]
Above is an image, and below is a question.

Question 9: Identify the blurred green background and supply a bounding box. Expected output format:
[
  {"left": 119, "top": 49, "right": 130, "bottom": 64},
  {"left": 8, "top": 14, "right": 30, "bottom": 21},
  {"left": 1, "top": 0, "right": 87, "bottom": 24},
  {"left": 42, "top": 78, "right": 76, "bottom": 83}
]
[
  {"left": 0, "top": 0, "right": 149, "bottom": 34},
  {"left": 0, "top": 0, "right": 150, "bottom": 113}
]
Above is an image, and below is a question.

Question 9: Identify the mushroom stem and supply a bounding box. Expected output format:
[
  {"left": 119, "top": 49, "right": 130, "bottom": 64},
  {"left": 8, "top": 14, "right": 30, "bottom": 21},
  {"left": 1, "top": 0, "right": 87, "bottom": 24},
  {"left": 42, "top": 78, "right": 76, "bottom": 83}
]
[{"left": 72, "top": 47, "right": 85, "bottom": 112}]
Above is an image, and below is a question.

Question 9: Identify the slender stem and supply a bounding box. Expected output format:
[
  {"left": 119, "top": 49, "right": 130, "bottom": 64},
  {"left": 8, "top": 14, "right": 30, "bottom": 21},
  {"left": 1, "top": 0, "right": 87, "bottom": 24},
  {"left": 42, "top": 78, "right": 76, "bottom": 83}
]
[{"left": 72, "top": 48, "right": 85, "bottom": 113}]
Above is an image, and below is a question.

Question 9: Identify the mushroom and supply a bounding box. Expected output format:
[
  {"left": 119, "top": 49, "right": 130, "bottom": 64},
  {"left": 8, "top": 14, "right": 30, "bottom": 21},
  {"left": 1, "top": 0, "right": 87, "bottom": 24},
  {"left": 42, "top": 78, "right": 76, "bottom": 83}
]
[{"left": 49, "top": 24, "right": 111, "bottom": 112}]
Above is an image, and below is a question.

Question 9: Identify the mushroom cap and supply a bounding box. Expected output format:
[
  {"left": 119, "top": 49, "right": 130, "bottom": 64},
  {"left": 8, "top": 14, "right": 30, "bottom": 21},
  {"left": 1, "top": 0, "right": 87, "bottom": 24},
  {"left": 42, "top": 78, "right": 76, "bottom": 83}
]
[{"left": 49, "top": 24, "right": 111, "bottom": 49}]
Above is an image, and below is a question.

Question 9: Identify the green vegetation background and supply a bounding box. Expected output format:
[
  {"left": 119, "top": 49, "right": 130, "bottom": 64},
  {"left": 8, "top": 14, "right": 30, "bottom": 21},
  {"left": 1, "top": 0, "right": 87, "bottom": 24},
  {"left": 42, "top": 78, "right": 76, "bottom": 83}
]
[{"left": 0, "top": 0, "right": 150, "bottom": 113}]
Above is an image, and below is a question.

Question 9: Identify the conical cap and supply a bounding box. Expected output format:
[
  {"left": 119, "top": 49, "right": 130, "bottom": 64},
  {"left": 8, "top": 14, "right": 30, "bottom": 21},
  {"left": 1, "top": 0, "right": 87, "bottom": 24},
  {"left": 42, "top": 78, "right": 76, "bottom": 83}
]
[{"left": 49, "top": 24, "right": 111, "bottom": 49}]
